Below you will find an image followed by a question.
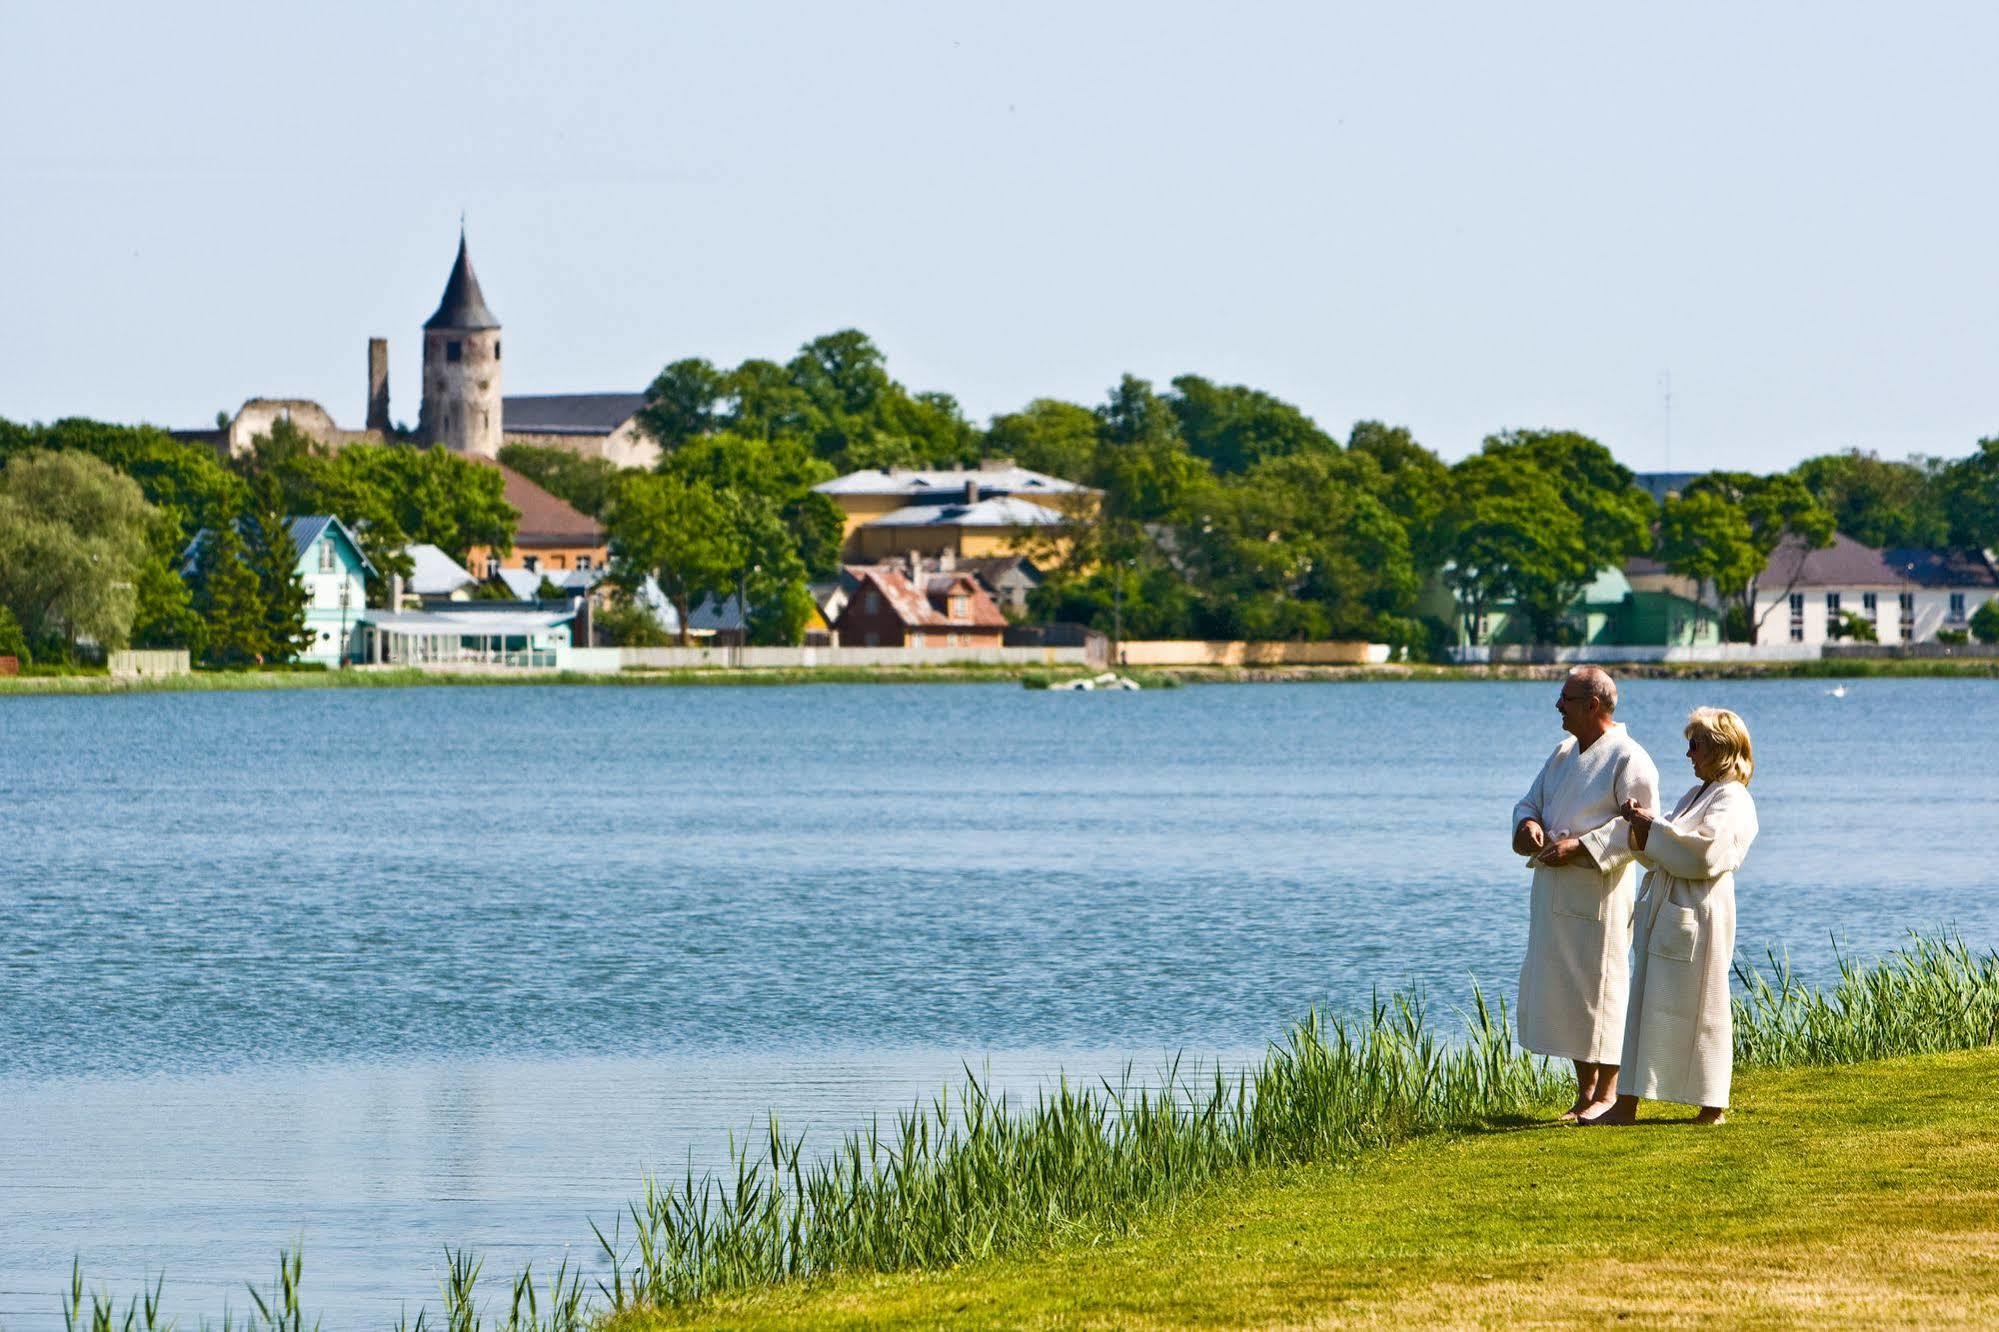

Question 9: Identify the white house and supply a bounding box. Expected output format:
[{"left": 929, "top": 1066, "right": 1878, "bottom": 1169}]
[{"left": 1752, "top": 533, "right": 1999, "bottom": 645}]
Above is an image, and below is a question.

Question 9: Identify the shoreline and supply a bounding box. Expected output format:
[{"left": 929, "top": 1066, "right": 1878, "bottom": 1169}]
[{"left": 3, "top": 656, "right": 1997, "bottom": 697}]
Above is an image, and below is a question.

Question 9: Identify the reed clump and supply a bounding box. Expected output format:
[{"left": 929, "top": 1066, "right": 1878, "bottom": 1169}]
[
  {"left": 1733, "top": 931, "right": 1999, "bottom": 1068},
  {"left": 592, "top": 985, "right": 1553, "bottom": 1307}
]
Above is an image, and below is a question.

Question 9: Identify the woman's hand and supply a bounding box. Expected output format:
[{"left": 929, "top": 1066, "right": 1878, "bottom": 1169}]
[{"left": 1621, "top": 798, "right": 1653, "bottom": 851}]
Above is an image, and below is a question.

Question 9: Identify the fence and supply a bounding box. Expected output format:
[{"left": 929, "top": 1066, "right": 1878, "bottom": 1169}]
[
  {"left": 1114, "top": 640, "right": 1392, "bottom": 667},
  {"left": 107, "top": 649, "right": 192, "bottom": 679},
  {"left": 1823, "top": 642, "right": 1999, "bottom": 660},
  {"left": 1452, "top": 643, "right": 1823, "bottom": 665},
  {"left": 603, "top": 644, "right": 1093, "bottom": 672}
]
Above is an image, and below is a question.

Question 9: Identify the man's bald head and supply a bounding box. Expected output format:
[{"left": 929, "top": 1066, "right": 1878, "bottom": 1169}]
[{"left": 1567, "top": 666, "right": 1618, "bottom": 715}]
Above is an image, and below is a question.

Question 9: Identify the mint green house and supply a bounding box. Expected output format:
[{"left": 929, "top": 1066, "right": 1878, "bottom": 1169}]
[
  {"left": 1429, "top": 564, "right": 1724, "bottom": 647},
  {"left": 180, "top": 514, "right": 375, "bottom": 665},
  {"left": 290, "top": 516, "right": 375, "bottom": 665}
]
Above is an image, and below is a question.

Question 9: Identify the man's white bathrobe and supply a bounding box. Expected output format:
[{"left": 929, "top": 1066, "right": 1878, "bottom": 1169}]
[
  {"left": 1621, "top": 779, "right": 1759, "bottom": 1108},
  {"left": 1512, "top": 724, "right": 1660, "bottom": 1064}
]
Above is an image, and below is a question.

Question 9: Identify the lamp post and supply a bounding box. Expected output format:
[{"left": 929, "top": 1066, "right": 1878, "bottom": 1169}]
[{"left": 338, "top": 579, "right": 351, "bottom": 668}]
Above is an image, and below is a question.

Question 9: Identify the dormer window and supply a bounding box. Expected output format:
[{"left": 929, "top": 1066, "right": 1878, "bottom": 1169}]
[
  {"left": 318, "top": 540, "right": 337, "bottom": 573},
  {"left": 447, "top": 340, "right": 463, "bottom": 362}
]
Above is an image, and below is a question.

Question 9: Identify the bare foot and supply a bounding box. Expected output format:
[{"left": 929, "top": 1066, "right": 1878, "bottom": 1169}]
[
  {"left": 1693, "top": 1107, "right": 1727, "bottom": 1126},
  {"left": 1578, "top": 1100, "right": 1637, "bottom": 1127},
  {"left": 1559, "top": 1094, "right": 1588, "bottom": 1123}
]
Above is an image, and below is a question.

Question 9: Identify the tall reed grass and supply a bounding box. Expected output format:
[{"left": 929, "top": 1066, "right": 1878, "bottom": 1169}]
[
  {"left": 44, "top": 933, "right": 1999, "bottom": 1328},
  {"left": 1734, "top": 932, "right": 1999, "bottom": 1067}
]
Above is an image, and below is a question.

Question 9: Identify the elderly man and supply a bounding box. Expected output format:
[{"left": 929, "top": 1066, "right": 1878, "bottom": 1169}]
[{"left": 1511, "top": 666, "right": 1659, "bottom": 1121}]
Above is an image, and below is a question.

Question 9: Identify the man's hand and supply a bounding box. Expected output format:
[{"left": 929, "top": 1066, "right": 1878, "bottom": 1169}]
[
  {"left": 1514, "top": 818, "right": 1548, "bottom": 857},
  {"left": 1535, "top": 836, "right": 1585, "bottom": 867}
]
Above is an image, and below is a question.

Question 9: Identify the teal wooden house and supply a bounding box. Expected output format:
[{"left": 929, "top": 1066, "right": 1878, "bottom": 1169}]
[{"left": 289, "top": 516, "right": 375, "bottom": 664}]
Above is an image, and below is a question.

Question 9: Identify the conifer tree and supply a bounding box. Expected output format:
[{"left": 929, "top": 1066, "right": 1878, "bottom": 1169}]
[
  {"left": 191, "top": 522, "right": 267, "bottom": 667},
  {"left": 244, "top": 482, "right": 311, "bottom": 663}
]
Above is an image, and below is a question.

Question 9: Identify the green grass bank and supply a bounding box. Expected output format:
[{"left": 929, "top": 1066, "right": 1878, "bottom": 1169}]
[{"left": 621, "top": 1046, "right": 1999, "bottom": 1330}]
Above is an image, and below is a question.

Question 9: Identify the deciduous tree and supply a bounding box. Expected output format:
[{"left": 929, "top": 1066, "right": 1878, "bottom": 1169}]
[
  {"left": 604, "top": 472, "right": 739, "bottom": 646},
  {"left": 1668, "top": 472, "right": 1835, "bottom": 643},
  {"left": 0, "top": 450, "right": 153, "bottom": 655}
]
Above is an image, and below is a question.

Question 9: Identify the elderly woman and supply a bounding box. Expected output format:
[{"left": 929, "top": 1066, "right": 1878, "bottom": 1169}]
[{"left": 1582, "top": 707, "right": 1759, "bottom": 1127}]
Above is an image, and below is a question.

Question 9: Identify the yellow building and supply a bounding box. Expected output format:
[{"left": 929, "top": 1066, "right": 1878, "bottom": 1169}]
[{"left": 814, "top": 462, "right": 1094, "bottom": 564}]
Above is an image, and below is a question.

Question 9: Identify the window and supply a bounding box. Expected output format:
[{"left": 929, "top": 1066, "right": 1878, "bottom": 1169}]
[
  {"left": 576, "top": 555, "right": 592, "bottom": 571},
  {"left": 1862, "top": 592, "right": 1877, "bottom": 615},
  {"left": 485, "top": 557, "right": 500, "bottom": 578},
  {"left": 522, "top": 556, "right": 539, "bottom": 572},
  {"left": 548, "top": 555, "right": 565, "bottom": 570},
  {"left": 950, "top": 595, "right": 970, "bottom": 619},
  {"left": 494, "top": 340, "right": 502, "bottom": 360},
  {"left": 1899, "top": 592, "right": 1915, "bottom": 640},
  {"left": 1949, "top": 592, "right": 1967, "bottom": 622},
  {"left": 318, "top": 540, "right": 336, "bottom": 573},
  {"left": 1788, "top": 592, "right": 1805, "bottom": 642},
  {"left": 446, "top": 340, "right": 463, "bottom": 362},
  {"left": 865, "top": 589, "right": 880, "bottom": 613},
  {"left": 1825, "top": 592, "right": 1840, "bottom": 614}
]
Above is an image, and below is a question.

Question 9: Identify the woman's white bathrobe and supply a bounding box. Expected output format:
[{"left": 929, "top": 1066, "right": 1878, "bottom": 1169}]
[
  {"left": 1512, "top": 724, "right": 1660, "bottom": 1064},
  {"left": 1621, "top": 780, "right": 1759, "bottom": 1108}
]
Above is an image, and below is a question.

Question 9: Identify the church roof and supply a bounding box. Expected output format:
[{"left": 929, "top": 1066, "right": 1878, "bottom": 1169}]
[
  {"left": 502, "top": 392, "right": 647, "bottom": 435},
  {"left": 424, "top": 232, "right": 500, "bottom": 331}
]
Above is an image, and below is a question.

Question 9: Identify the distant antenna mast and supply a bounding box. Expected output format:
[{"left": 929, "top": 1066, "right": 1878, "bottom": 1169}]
[{"left": 1658, "top": 370, "right": 1673, "bottom": 474}]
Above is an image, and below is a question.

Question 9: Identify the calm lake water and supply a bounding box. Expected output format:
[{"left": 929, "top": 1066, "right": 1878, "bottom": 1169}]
[{"left": 2, "top": 678, "right": 1994, "bottom": 1326}]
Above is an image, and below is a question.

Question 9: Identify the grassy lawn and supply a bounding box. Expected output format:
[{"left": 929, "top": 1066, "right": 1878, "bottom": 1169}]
[{"left": 616, "top": 1047, "right": 1999, "bottom": 1330}]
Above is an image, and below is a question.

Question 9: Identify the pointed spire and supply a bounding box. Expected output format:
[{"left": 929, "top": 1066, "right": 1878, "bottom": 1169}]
[{"left": 424, "top": 227, "right": 499, "bottom": 331}]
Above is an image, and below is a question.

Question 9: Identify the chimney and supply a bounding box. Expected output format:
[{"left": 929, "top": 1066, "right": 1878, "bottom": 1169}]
[
  {"left": 366, "top": 338, "right": 390, "bottom": 433},
  {"left": 963, "top": 478, "right": 979, "bottom": 504},
  {"left": 938, "top": 548, "right": 955, "bottom": 573},
  {"left": 906, "top": 549, "right": 923, "bottom": 584}
]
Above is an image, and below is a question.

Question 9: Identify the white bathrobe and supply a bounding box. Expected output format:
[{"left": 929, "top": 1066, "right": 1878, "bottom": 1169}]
[
  {"left": 1512, "top": 724, "right": 1660, "bottom": 1064},
  {"left": 1621, "top": 779, "right": 1759, "bottom": 1108}
]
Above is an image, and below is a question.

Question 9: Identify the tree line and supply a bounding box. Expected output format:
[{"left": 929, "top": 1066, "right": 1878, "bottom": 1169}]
[
  {"left": 0, "top": 416, "right": 516, "bottom": 667},
  {"left": 505, "top": 330, "right": 1999, "bottom": 650},
  {"left": 5, "top": 328, "right": 1998, "bottom": 665}
]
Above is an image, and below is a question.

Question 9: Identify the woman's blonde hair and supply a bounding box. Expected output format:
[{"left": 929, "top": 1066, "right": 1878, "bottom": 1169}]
[{"left": 1685, "top": 707, "right": 1754, "bottom": 785}]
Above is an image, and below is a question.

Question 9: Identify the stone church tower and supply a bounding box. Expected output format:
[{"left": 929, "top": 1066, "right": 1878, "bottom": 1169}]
[{"left": 419, "top": 230, "right": 503, "bottom": 456}]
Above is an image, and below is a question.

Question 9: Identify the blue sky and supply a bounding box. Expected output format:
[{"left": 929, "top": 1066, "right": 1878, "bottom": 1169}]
[{"left": 3, "top": 1, "right": 1994, "bottom": 471}]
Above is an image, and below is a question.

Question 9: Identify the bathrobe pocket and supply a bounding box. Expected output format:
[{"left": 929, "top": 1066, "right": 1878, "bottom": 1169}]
[
  {"left": 1648, "top": 906, "right": 1700, "bottom": 962},
  {"left": 1549, "top": 870, "right": 1607, "bottom": 922}
]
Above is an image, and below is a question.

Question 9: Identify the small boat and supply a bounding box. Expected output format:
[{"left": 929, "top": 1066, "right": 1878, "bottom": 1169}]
[{"left": 1826, "top": 684, "right": 1849, "bottom": 699}]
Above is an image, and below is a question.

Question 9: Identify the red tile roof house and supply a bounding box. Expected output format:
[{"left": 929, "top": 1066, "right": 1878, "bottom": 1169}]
[{"left": 832, "top": 559, "right": 1009, "bottom": 649}]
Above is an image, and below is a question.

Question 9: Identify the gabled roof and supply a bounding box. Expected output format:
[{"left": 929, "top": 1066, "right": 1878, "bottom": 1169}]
[
  {"left": 477, "top": 460, "right": 606, "bottom": 547},
  {"left": 424, "top": 231, "right": 500, "bottom": 331},
  {"left": 1881, "top": 546, "right": 1999, "bottom": 589},
  {"left": 181, "top": 515, "right": 376, "bottom": 576},
  {"left": 1762, "top": 532, "right": 1918, "bottom": 589},
  {"left": 840, "top": 565, "right": 1008, "bottom": 629},
  {"left": 814, "top": 465, "right": 1090, "bottom": 498},
  {"left": 865, "top": 496, "right": 1070, "bottom": 529},
  {"left": 287, "top": 516, "right": 377, "bottom": 575},
  {"left": 503, "top": 393, "right": 647, "bottom": 435},
  {"left": 955, "top": 554, "right": 1043, "bottom": 585},
  {"left": 405, "top": 543, "right": 478, "bottom": 596}
]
